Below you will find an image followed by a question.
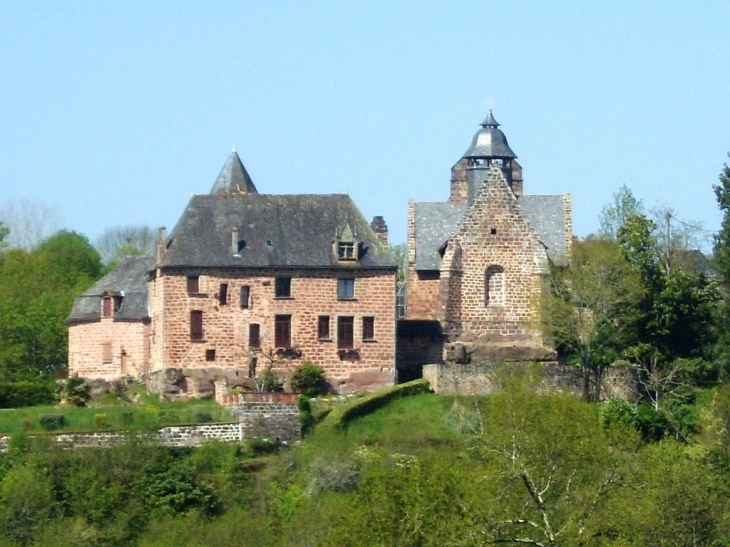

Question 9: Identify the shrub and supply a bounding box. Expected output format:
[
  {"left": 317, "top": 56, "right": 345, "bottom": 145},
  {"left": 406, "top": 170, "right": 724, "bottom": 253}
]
[
  {"left": 94, "top": 414, "right": 109, "bottom": 429},
  {"left": 298, "top": 395, "right": 315, "bottom": 435},
  {"left": 290, "top": 361, "right": 327, "bottom": 397},
  {"left": 62, "top": 378, "right": 91, "bottom": 407},
  {"left": 0, "top": 381, "right": 57, "bottom": 408},
  {"left": 599, "top": 398, "right": 639, "bottom": 431},
  {"left": 39, "top": 414, "right": 65, "bottom": 431},
  {"left": 257, "top": 368, "right": 283, "bottom": 393},
  {"left": 195, "top": 411, "right": 214, "bottom": 423}
]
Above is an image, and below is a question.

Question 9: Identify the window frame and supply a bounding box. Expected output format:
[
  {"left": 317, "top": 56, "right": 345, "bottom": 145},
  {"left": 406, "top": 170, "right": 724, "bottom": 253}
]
[
  {"left": 102, "top": 341, "right": 112, "bottom": 363},
  {"left": 249, "top": 323, "right": 261, "bottom": 349},
  {"left": 187, "top": 275, "right": 200, "bottom": 294},
  {"left": 362, "top": 316, "right": 375, "bottom": 341},
  {"left": 337, "top": 277, "right": 355, "bottom": 300},
  {"left": 337, "top": 241, "right": 356, "bottom": 260},
  {"left": 275, "top": 314, "right": 292, "bottom": 348},
  {"left": 190, "top": 310, "right": 204, "bottom": 341},
  {"left": 337, "top": 316, "right": 354, "bottom": 349},
  {"left": 240, "top": 285, "right": 251, "bottom": 309},
  {"left": 218, "top": 283, "right": 228, "bottom": 306},
  {"left": 275, "top": 277, "right": 292, "bottom": 298},
  {"left": 318, "top": 315, "right": 331, "bottom": 340}
]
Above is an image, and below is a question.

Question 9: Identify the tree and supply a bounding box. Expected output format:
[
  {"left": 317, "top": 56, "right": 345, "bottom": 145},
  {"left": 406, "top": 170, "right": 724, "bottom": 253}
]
[
  {"left": 597, "top": 184, "right": 643, "bottom": 241},
  {"left": 95, "top": 225, "right": 156, "bottom": 268},
  {"left": 0, "top": 198, "right": 61, "bottom": 250},
  {"left": 543, "top": 239, "right": 643, "bottom": 401},
  {"left": 0, "top": 222, "right": 7, "bottom": 251},
  {"left": 713, "top": 155, "right": 730, "bottom": 377}
]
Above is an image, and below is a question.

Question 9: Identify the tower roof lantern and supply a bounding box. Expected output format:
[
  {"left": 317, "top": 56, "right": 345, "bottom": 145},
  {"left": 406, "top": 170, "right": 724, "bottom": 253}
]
[{"left": 463, "top": 110, "right": 517, "bottom": 160}]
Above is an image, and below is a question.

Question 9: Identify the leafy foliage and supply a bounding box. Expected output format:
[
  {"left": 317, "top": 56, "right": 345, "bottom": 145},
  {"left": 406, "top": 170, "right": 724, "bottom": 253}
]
[{"left": 289, "top": 361, "right": 327, "bottom": 397}]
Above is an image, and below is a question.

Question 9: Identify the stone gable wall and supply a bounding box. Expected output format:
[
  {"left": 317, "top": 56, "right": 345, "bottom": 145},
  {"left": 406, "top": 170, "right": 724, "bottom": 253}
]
[
  {"left": 406, "top": 200, "right": 441, "bottom": 320},
  {"left": 68, "top": 319, "right": 149, "bottom": 380},
  {"left": 149, "top": 267, "right": 396, "bottom": 393},
  {"left": 440, "top": 166, "right": 548, "bottom": 345}
]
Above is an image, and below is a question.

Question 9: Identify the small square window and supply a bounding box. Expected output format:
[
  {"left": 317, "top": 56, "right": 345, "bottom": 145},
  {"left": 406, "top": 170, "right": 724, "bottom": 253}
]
[
  {"left": 187, "top": 275, "right": 200, "bottom": 294},
  {"left": 338, "top": 241, "right": 356, "bottom": 260},
  {"left": 318, "top": 316, "right": 330, "bottom": 339},
  {"left": 205, "top": 349, "right": 216, "bottom": 361},
  {"left": 490, "top": 228, "right": 497, "bottom": 235},
  {"left": 240, "top": 286, "right": 251, "bottom": 309},
  {"left": 363, "top": 316, "right": 375, "bottom": 341},
  {"left": 275, "top": 277, "right": 292, "bottom": 298},
  {"left": 338, "top": 278, "right": 355, "bottom": 299}
]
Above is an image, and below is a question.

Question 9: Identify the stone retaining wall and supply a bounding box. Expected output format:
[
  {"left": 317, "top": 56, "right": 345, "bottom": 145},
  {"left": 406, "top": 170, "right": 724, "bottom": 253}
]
[
  {"left": 225, "top": 399, "right": 300, "bottom": 441},
  {"left": 423, "top": 362, "right": 638, "bottom": 401}
]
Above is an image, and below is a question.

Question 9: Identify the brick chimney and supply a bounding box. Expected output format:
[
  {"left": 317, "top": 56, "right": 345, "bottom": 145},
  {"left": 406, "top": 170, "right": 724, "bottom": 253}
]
[{"left": 370, "top": 216, "right": 388, "bottom": 246}]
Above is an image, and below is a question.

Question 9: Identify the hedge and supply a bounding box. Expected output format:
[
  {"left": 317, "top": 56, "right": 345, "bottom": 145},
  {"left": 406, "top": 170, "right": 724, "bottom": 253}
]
[
  {"left": 0, "top": 381, "right": 58, "bottom": 409},
  {"left": 322, "top": 379, "right": 431, "bottom": 431}
]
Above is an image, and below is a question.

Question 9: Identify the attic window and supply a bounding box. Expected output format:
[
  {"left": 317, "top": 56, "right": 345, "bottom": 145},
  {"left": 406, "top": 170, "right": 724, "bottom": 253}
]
[
  {"left": 101, "top": 296, "right": 122, "bottom": 318},
  {"left": 337, "top": 242, "right": 356, "bottom": 260},
  {"left": 237, "top": 240, "right": 246, "bottom": 252}
]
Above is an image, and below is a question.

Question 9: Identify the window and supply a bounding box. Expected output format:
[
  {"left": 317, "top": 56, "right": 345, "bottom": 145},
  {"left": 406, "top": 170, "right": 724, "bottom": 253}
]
[
  {"left": 187, "top": 275, "right": 200, "bottom": 294},
  {"left": 205, "top": 349, "right": 216, "bottom": 361},
  {"left": 338, "top": 278, "right": 355, "bottom": 299},
  {"left": 240, "top": 286, "right": 250, "bottom": 309},
  {"left": 337, "top": 241, "right": 356, "bottom": 260},
  {"left": 275, "top": 277, "right": 291, "bottom": 298},
  {"left": 362, "top": 316, "right": 375, "bottom": 341},
  {"left": 102, "top": 297, "right": 113, "bottom": 318},
  {"left": 338, "top": 316, "right": 354, "bottom": 349},
  {"left": 218, "top": 283, "right": 228, "bottom": 306},
  {"left": 318, "top": 316, "right": 330, "bottom": 339},
  {"left": 275, "top": 315, "right": 291, "bottom": 348},
  {"left": 102, "top": 342, "right": 112, "bottom": 363},
  {"left": 190, "top": 310, "right": 203, "bottom": 341},
  {"left": 485, "top": 265, "right": 505, "bottom": 306},
  {"left": 249, "top": 323, "right": 261, "bottom": 349}
]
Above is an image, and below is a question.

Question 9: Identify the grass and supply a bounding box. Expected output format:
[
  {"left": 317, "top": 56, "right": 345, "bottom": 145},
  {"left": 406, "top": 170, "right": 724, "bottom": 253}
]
[{"left": 0, "top": 385, "right": 235, "bottom": 435}]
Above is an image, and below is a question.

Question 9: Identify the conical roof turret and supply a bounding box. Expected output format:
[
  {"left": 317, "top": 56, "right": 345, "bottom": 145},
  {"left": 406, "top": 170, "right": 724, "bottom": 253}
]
[
  {"left": 463, "top": 110, "right": 517, "bottom": 160},
  {"left": 209, "top": 148, "right": 258, "bottom": 195}
]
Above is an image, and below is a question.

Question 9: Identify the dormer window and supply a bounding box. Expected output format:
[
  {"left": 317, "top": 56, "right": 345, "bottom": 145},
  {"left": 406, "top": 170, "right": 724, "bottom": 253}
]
[
  {"left": 335, "top": 221, "right": 358, "bottom": 262},
  {"left": 338, "top": 242, "right": 356, "bottom": 260},
  {"left": 101, "top": 293, "right": 122, "bottom": 318}
]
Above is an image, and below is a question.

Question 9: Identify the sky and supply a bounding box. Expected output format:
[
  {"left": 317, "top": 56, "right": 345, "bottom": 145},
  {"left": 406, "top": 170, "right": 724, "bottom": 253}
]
[{"left": 1, "top": 1, "right": 729, "bottom": 251}]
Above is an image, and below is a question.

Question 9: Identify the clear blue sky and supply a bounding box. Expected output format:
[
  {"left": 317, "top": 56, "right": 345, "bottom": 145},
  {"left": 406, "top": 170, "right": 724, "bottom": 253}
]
[{"left": 1, "top": 1, "right": 729, "bottom": 249}]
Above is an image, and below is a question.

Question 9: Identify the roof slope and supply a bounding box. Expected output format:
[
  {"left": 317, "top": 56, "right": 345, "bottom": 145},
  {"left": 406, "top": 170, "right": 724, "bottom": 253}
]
[
  {"left": 209, "top": 149, "right": 258, "bottom": 195},
  {"left": 67, "top": 256, "right": 154, "bottom": 323},
  {"left": 413, "top": 202, "right": 467, "bottom": 270},
  {"left": 161, "top": 193, "right": 395, "bottom": 269},
  {"left": 518, "top": 195, "right": 569, "bottom": 265}
]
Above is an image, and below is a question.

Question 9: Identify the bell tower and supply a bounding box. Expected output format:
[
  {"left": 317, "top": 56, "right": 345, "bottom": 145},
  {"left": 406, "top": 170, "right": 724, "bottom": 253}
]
[{"left": 449, "top": 111, "right": 523, "bottom": 203}]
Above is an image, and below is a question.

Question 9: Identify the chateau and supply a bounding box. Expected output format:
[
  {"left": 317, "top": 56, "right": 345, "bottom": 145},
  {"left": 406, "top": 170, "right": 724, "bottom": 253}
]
[{"left": 67, "top": 111, "right": 572, "bottom": 396}]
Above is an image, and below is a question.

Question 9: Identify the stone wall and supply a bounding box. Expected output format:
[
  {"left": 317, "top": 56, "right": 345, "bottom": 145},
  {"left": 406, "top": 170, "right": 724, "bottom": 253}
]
[
  {"left": 225, "top": 395, "right": 300, "bottom": 442},
  {"left": 423, "top": 362, "right": 638, "bottom": 401},
  {"left": 149, "top": 266, "right": 396, "bottom": 393},
  {"left": 68, "top": 319, "right": 149, "bottom": 380}
]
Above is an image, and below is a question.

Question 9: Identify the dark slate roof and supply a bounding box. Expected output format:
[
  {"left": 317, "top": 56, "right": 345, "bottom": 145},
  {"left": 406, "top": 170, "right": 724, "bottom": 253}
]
[
  {"left": 413, "top": 202, "right": 467, "bottom": 270},
  {"left": 518, "top": 195, "right": 568, "bottom": 265},
  {"left": 209, "top": 149, "right": 258, "bottom": 195},
  {"left": 66, "top": 256, "right": 154, "bottom": 323},
  {"left": 463, "top": 110, "right": 517, "bottom": 160},
  {"left": 161, "top": 194, "right": 395, "bottom": 269}
]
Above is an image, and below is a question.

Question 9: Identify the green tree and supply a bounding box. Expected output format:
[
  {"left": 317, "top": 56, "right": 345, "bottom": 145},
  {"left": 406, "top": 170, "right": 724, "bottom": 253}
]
[
  {"left": 597, "top": 184, "right": 644, "bottom": 241},
  {"left": 543, "top": 239, "right": 642, "bottom": 400},
  {"left": 713, "top": 155, "right": 730, "bottom": 377}
]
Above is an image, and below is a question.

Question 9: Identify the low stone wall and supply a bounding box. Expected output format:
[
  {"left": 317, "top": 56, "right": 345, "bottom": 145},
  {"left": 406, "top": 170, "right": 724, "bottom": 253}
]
[
  {"left": 0, "top": 399, "right": 302, "bottom": 451},
  {"left": 225, "top": 398, "right": 300, "bottom": 442},
  {"left": 423, "top": 362, "right": 638, "bottom": 401}
]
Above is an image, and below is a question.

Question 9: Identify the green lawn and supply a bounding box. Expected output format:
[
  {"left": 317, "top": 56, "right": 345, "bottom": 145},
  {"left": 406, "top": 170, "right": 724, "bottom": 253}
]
[{"left": 0, "top": 387, "right": 235, "bottom": 435}]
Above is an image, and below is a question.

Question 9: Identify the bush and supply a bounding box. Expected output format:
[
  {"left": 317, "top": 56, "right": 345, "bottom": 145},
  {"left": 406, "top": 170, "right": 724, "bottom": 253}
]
[
  {"left": 194, "top": 411, "right": 214, "bottom": 423},
  {"left": 39, "top": 414, "right": 65, "bottom": 431},
  {"left": 62, "top": 378, "right": 91, "bottom": 407},
  {"left": 599, "top": 398, "right": 639, "bottom": 431},
  {"left": 0, "top": 381, "right": 57, "bottom": 408},
  {"left": 298, "top": 395, "right": 315, "bottom": 435},
  {"left": 257, "top": 368, "right": 283, "bottom": 393},
  {"left": 94, "top": 414, "right": 109, "bottom": 429},
  {"left": 290, "top": 362, "right": 327, "bottom": 397}
]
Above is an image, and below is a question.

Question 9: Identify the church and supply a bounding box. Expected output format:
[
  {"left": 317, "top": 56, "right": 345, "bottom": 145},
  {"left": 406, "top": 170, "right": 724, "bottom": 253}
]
[{"left": 67, "top": 111, "right": 572, "bottom": 396}]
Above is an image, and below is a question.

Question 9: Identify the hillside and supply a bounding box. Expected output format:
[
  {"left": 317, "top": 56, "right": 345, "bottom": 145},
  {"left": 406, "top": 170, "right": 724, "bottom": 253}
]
[{"left": 1, "top": 378, "right": 730, "bottom": 546}]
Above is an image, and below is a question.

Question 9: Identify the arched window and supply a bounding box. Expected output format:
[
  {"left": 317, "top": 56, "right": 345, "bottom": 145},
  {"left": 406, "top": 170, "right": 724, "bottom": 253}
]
[{"left": 485, "top": 265, "right": 505, "bottom": 306}]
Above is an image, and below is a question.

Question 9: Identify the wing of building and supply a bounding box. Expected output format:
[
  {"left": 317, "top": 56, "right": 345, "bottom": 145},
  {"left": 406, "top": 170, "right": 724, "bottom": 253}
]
[{"left": 68, "top": 149, "right": 397, "bottom": 396}]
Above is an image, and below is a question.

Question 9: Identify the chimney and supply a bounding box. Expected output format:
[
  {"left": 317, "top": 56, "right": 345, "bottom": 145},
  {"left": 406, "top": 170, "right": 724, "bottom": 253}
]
[
  {"left": 156, "top": 227, "right": 167, "bottom": 263},
  {"left": 370, "top": 216, "right": 388, "bottom": 246}
]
